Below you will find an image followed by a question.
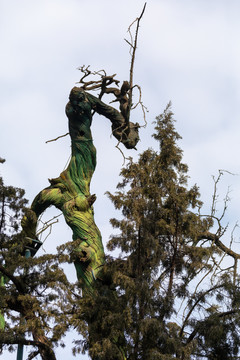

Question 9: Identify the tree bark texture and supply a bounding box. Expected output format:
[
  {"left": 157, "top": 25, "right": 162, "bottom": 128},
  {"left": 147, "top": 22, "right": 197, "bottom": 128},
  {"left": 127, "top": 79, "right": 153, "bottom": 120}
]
[{"left": 22, "top": 87, "right": 139, "bottom": 292}]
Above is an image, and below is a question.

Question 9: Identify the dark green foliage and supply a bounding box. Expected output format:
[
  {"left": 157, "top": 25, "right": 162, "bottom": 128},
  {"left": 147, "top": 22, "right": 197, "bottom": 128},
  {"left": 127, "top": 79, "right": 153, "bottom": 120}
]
[
  {"left": 75, "top": 104, "right": 240, "bottom": 360},
  {"left": 0, "top": 160, "right": 76, "bottom": 360},
  {"left": 104, "top": 103, "right": 207, "bottom": 359},
  {"left": 2, "top": 102, "right": 240, "bottom": 360}
]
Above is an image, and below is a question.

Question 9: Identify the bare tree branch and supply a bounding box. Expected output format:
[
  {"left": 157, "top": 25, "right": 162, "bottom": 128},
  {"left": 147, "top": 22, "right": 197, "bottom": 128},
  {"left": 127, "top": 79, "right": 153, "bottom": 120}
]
[
  {"left": 0, "top": 333, "right": 56, "bottom": 360},
  {"left": 0, "top": 264, "right": 25, "bottom": 293},
  {"left": 198, "top": 231, "right": 240, "bottom": 260},
  {"left": 37, "top": 214, "right": 62, "bottom": 239},
  {"left": 185, "top": 309, "right": 239, "bottom": 346},
  {"left": 46, "top": 133, "right": 69, "bottom": 144},
  {"left": 127, "top": 2, "right": 147, "bottom": 120},
  {"left": 180, "top": 284, "right": 226, "bottom": 338}
]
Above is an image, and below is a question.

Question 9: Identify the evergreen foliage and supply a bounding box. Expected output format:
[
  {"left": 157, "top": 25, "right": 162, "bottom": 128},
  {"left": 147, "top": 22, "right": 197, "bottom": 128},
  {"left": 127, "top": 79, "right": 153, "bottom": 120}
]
[
  {"left": 0, "top": 159, "right": 76, "bottom": 360},
  {"left": 74, "top": 104, "right": 240, "bottom": 360},
  {"left": 1, "top": 104, "right": 240, "bottom": 360}
]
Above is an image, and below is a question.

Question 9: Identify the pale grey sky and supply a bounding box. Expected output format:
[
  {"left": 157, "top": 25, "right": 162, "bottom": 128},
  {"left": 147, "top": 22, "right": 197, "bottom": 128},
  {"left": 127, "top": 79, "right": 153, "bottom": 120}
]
[{"left": 1, "top": 0, "right": 240, "bottom": 359}]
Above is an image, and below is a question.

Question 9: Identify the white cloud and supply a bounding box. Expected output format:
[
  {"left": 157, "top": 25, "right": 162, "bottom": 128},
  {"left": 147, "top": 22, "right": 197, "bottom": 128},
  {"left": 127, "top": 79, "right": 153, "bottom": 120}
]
[{"left": 1, "top": 0, "right": 240, "bottom": 358}]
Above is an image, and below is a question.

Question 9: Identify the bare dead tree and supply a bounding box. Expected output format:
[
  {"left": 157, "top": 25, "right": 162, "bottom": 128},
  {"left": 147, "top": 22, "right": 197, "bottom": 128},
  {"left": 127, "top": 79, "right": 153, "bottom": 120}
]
[
  {"left": 75, "top": 3, "right": 147, "bottom": 127},
  {"left": 125, "top": 2, "right": 147, "bottom": 125},
  {"left": 46, "top": 3, "right": 147, "bottom": 166}
]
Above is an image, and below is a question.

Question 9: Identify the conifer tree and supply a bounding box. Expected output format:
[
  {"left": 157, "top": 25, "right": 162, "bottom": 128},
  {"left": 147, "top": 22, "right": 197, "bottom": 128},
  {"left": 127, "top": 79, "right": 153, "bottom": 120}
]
[
  {"left": 0, "top": 159, "right": 77, "bottom": 360},
  {"left": 2, "top": 100, "right": 240, "bottom": 359},
  {"left": 74, "top": 104, "right": 240, "bottom": 360}
]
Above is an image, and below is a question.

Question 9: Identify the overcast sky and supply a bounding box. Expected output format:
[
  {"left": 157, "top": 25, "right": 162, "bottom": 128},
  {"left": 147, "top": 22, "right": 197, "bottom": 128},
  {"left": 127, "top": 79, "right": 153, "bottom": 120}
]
[{"left": 1, "top": 0, "right": 240, "bottom": 359}]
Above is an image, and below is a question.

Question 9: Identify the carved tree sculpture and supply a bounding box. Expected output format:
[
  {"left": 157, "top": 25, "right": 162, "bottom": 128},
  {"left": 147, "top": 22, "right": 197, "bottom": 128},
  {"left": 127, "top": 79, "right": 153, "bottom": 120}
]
[{"left": 22, "top": 86, "right": 139, "bottom": 292}]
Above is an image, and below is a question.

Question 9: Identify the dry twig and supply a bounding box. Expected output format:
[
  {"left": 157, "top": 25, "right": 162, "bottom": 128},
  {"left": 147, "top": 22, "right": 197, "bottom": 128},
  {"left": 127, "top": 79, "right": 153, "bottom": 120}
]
[
  {"left": 46, "top": 133, "right": 69, "bottom": 144},
  {"left": 126, "top": 3, "right": 147, "bottom": 118}
]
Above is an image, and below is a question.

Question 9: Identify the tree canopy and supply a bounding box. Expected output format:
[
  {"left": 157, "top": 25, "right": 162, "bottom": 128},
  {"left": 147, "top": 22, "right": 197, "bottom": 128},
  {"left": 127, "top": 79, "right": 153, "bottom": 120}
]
[
  {"left": 59, "top": 104, "right": 240, "bottom": 360},
  {"left": 1, "top": 100, "right": 240, "bottom": 360}
]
